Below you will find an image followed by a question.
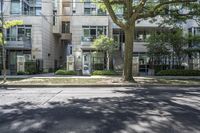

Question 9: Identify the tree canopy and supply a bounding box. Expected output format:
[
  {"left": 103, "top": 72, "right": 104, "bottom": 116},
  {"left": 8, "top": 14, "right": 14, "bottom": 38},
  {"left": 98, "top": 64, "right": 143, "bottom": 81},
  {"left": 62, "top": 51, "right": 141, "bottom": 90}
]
[
  {"left": 93, "top": 35, "right": 117, "bottom": 54},
  {"left": 0, "top": 20, "right": 23, "bottom": 45},
  {"left": 94, "top": 0, "right": 200, "bottom": 28},
  {"left": 92, "top": 0, "right": 200, "bottom": 81}
]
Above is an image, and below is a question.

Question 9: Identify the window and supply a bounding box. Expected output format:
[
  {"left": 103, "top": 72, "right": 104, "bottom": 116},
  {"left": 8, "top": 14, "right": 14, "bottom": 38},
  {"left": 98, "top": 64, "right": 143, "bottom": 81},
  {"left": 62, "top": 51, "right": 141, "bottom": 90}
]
[
  {"left": 82, "top": 26, "right": 107, "bottom": 42},
  {"left": 69, "top": 46, "right": 73, "bottom": 55},
  {"left": 194, "top": 27, "right": 200, "bottom": 35},
  {"left": 11, "top": 0, "right": 20, "bottom": 14},
  {"left": 84, "top": 0, "right": 106, "bottom": 15},
  {"left": 62, "top": 21, "right": 70, "bottom": 33},
  {"left": 6, "top": 25, "right": 32, "bottom": 41},
  {"left": 53, "top": 10, "right": 57, "bottom": 25},
  {"left": 11, "top": 0, "right": 41, "bottom": 15}
]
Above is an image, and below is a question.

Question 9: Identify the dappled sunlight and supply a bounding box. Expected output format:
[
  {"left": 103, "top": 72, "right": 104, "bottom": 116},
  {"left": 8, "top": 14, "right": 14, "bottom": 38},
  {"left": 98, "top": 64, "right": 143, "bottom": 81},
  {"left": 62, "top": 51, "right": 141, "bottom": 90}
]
[{"left": 0, "top": 86, "right": 200, "bottom": 133}]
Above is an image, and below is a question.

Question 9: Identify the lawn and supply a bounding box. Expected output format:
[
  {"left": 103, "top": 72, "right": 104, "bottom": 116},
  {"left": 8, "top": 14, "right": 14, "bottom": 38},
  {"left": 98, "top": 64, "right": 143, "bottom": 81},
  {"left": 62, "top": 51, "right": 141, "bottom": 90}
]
[{"left": 1, "top": 77, "right": 200, "bottom": 86}]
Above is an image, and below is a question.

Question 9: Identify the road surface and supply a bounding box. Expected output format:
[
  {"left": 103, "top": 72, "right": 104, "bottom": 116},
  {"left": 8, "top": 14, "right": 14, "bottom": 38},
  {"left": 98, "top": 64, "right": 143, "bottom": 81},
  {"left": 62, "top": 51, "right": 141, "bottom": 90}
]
[{"left": 0, "top": 86, "right": 200, "bottom": 133}]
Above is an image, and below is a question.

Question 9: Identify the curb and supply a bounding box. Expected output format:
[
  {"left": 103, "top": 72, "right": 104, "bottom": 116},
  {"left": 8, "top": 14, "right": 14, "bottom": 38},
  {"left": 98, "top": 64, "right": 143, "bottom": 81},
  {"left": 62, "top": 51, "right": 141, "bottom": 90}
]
[{"left": 1, "top": 84, "right": 200, "bottom": 88}]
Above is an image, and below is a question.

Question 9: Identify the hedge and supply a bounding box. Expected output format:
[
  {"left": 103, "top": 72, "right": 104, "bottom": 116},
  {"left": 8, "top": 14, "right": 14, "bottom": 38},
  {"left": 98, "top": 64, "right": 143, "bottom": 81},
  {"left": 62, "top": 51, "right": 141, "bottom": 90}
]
[
  {"left": 55, "top": 70, "right": 77, "bottom": 75},
  {"left": 157, "top": 69, "right": 200, "bottom": 76},
  {"left": 25, "top": 61, "right": 37, "bottom": 74},
  {"left": 17, "top": 71, "right": 28, "bottom": 75},
  {"left": 92, "top": 70, "right": 118, "bottom": 75}
]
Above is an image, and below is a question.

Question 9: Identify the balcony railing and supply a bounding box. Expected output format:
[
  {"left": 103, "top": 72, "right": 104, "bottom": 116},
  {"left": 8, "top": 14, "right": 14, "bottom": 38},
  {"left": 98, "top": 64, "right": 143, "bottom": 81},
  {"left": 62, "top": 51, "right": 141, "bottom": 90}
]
[
  {"left": 81, "top": 36, "right": 97, "bottom": 42},
  {"left": 6, "top": 36, "right": 32, "bottom": 49}
]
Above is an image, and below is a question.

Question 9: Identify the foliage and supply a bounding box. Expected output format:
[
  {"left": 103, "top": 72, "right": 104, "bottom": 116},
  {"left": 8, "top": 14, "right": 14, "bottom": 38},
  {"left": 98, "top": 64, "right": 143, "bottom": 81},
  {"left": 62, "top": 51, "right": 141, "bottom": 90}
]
[
  {"left": 17, "top": 71, "right": 28, "bottom": 75},
  {"left": 93, "top": 35, "right": 117, "bottom": 70},
  {"left": 55, "top": 70, "right": 77, "bottom": 75},
  {"left": 147, "top": 28, "right": 188, "bottom": 67},
  {"left": 93, "top": 35, "right": 117, "bottom": 54},
  {"left": 146, "top": 32, "right": 170, "bottom": 60},
  {"left": 25, "top": 61, "right": 37, "bottom": 75},
  {"left": 93, "top": 0, "right": 200, "bottom": 81},
  {"left": 157, "top": 69, "right": 200, "bottom": 76},
  {"left": 3, "top": 20, "right": 23, "bottom": 29},
  {"left": 93, "top": 63, "right": 104, "bottom": 70},
  {"left": 92, "top": 70, "right": 118, "bottom": 75},
  {"left": 0, "top": 20, "right": 23, "bottom": 45}
]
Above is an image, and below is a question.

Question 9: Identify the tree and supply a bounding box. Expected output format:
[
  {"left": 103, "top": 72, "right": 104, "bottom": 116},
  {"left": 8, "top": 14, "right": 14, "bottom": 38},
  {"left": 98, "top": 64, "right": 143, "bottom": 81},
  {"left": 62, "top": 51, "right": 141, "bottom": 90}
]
[
  {"left": 1, "top": 1, "right": 23, "bottom": 82},
  {"left": 186, "top": 33, "right": 200, "bottom": 69},
  {"left": 146, "top": 32, "right": 170, "bottom": 66},
  {"left": 147, "top": 28, "right": 190, "bottom": 69},
  {"left": 168, "top": 29, "right": 188, "bottom": 68},
  {"left": 94, "top": 0, "right": 200, "bottom": 81},
  {"left": 93, "top": 35, "right": 117, "bottom": 70}
]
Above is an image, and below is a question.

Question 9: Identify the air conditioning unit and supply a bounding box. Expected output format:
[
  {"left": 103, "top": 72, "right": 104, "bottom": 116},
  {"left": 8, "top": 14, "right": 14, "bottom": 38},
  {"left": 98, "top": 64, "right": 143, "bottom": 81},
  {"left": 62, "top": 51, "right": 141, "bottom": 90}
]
[{"left": 17, "top": 56, "right": 25, "bottom": 72}]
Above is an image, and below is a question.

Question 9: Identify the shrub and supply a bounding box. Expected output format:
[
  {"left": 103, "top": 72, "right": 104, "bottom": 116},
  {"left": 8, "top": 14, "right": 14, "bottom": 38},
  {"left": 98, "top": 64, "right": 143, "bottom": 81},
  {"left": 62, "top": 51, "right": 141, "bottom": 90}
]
[
  {"left": 157, "top": 69, "right": 200, "bottom": 76},
  {"left": 48, "top": 68, "right": 55, "bottom": 73},
  {"left": 25, "top": 61, "right": 37, "bottom": 74},
  {"left": 93, "top": 63, "right": 104, "bottom": 70},
  {"left": 92, "top": 70, "right": 118, "bottom": 75},
  {"left": 55, "top": 70, "right": 77, "bottom": 75},
  {"left": 17, "top": 71, "right": 28, "bottom": 75}
]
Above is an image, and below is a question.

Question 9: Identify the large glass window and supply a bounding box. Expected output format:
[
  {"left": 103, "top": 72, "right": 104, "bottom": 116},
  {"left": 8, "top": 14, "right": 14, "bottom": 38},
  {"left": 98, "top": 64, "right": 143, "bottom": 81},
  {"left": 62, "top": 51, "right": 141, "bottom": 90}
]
[
  {"left": 82, "top": 26, "right": 107, "bottom": 42},
  {"left": 84, "top": 0, "right": 106, "bottom": 15},
  {"left": 6, "top": 25, "right": 32, "bottom": 41},
  {"left": 62, "top": 21, "right": 70, "bottom": 33},
  {"left": 11, "top": 0, "right": 20, "bottom": 14},
  {"left": 11, "top": 0, "right": 41, "bottom": 15}
]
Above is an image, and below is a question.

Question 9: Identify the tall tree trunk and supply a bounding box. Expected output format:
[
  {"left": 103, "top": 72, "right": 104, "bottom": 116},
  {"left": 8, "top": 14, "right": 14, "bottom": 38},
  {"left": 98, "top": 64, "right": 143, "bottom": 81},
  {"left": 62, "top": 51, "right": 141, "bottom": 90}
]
[
  {"left": 2, "top": 46, "right": 6, "bottom": 83},
  {"left": 1, "top": 0, "right": 6, "bottom": 83},
  {"left": 123, "top": 25, "right": 135, "bottom": 82}
]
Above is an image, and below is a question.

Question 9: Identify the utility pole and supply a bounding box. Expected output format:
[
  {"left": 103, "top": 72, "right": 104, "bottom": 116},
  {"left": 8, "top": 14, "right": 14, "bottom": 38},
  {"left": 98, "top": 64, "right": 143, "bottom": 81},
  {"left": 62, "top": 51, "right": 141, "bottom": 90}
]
[{"left": 1, "top": 0, "right": 7, "bottom": 83}]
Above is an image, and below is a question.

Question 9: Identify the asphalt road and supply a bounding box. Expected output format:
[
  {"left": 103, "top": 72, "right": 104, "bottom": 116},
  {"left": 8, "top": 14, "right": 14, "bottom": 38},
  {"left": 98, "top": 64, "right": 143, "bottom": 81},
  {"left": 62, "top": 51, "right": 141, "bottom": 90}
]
[{"left": 0, "top": 86, "right": 200, "bottom": 133}]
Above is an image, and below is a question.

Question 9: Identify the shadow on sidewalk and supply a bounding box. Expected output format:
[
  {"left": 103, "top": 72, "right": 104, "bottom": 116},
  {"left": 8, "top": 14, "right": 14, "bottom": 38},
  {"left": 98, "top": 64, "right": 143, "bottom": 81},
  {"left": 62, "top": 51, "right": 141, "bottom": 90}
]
[{"left": 0, "top": 86, "right": 200, "bottom": 133}]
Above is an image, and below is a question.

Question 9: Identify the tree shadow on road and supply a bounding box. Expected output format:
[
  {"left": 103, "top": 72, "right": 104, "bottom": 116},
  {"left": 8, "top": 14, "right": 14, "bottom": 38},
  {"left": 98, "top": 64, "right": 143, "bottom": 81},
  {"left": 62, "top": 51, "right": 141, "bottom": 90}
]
[{"left": 0, "top": 86, "right": 200, "bottom": 133}]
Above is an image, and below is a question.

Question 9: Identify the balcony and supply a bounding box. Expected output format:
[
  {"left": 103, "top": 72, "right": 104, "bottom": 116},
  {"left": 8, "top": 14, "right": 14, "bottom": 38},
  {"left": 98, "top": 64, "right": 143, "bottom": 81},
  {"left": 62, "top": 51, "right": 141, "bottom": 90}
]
[
  {"left": 61, "top": 33, "right": 72, "bottom": 40},
  {"left": 6, "top": 36, "right": 32, "bottom": 50},
  {"left": 80, "top": 36, "right": 95, "bottom": 50}
]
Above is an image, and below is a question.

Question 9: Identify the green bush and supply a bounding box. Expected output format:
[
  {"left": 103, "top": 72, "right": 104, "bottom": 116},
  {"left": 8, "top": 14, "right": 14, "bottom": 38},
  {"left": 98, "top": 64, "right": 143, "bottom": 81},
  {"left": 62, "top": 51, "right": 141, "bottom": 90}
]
[
  {"left": 157, "top": 69, "right": 200, "bottom": 76},
  {"left": 55, "top": 70, "right": 77, "bottom": 75},
  {"left": 17, "top": 71, "right": 28, "bottom": 75},
  {"left": 25, "top": 61, "right": 37, "bottom": 74},
  {"left": 93, "top": 63, "right": 104, "bottom": 70},
  {"left": 92, "top": 70, "right": 118, "bottom": 75}
]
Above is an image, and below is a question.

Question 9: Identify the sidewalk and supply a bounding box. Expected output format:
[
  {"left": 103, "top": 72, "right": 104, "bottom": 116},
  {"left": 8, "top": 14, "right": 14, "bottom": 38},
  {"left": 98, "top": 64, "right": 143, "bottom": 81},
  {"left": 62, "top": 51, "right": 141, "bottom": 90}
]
[
  {"left": 0, "top": 74, "right": 200, "bottom": 87},
  {"left": 0, "top": 73, "right": 200, "bottom": 79}
]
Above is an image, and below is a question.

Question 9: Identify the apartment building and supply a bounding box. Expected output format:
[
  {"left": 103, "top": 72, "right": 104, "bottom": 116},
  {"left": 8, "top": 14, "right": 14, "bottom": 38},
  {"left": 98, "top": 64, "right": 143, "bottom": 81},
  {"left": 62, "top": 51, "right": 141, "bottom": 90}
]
[
  {"left": 1, "top": 0, "right": 199, "bottom": 75},
  {"left": 68, "top": 0, "right": 200, "bottom": 75},
  {"left": 1, "top": 0, "right": 69, "bottom": 74},
  {"left": 67, "top": 0, "right": 163, "bottom": 75}
]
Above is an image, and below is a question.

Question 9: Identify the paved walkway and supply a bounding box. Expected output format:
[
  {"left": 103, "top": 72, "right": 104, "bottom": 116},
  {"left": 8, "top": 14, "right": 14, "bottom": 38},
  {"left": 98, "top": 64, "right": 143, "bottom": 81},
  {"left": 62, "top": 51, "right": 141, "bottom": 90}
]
[
  {"left": 0, "top": 73, "right": 200, "bottom": 79},
  {"left": 0, "top": 86, "right": 200, "bottom": 133}
]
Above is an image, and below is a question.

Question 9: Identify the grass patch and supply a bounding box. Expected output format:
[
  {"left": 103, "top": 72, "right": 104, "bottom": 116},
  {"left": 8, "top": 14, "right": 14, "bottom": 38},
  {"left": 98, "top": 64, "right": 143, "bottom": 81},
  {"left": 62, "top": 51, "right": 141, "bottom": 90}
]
[
  {"left": 55, "top": 70, "right": 77, "bottom": 75},
  {"left": 92, "top": 70, "right": 118, "bottom": 76}
]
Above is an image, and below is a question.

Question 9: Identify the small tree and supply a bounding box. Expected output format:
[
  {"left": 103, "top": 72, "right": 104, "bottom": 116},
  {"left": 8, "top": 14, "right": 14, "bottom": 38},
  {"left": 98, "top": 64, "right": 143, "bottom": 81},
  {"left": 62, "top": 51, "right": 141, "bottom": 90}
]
[
  {"left": 146, "top": 33, "right": 170, "bottom": 66},
  {"left": 147, "top": 28, "right": 188, "bottom": 69},
  {"left": 0, "top": 20, "right": 23, "bottom": 82},
  {"left": 186, "top": 33, "right": 200, "bottom": 69},
  {"left": 93, "top": 35, "right": 117, "bottom": 70},
  {"left": 168, "top": 29, "right": 188, "bottom": 68}
]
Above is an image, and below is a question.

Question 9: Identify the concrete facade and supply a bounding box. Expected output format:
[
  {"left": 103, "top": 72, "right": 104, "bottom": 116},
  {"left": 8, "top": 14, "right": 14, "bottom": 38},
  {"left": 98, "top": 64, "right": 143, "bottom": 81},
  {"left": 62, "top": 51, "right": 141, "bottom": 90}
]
[
  {"left": 2, "top": 0, "right": 199, "bottom": 75},
  {"left": 2, "top": 0, "right": 68, "bottom": 74}
]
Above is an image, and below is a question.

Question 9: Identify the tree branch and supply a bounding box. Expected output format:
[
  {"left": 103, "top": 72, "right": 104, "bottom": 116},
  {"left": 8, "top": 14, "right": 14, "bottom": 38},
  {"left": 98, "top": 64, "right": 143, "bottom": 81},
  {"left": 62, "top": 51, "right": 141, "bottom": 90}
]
[
  {"left": 137, "top": 0, "right": 197, "bottom": 19},
  {"left": 103, "top": 0, "right": 127, "bottom": 29}
]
